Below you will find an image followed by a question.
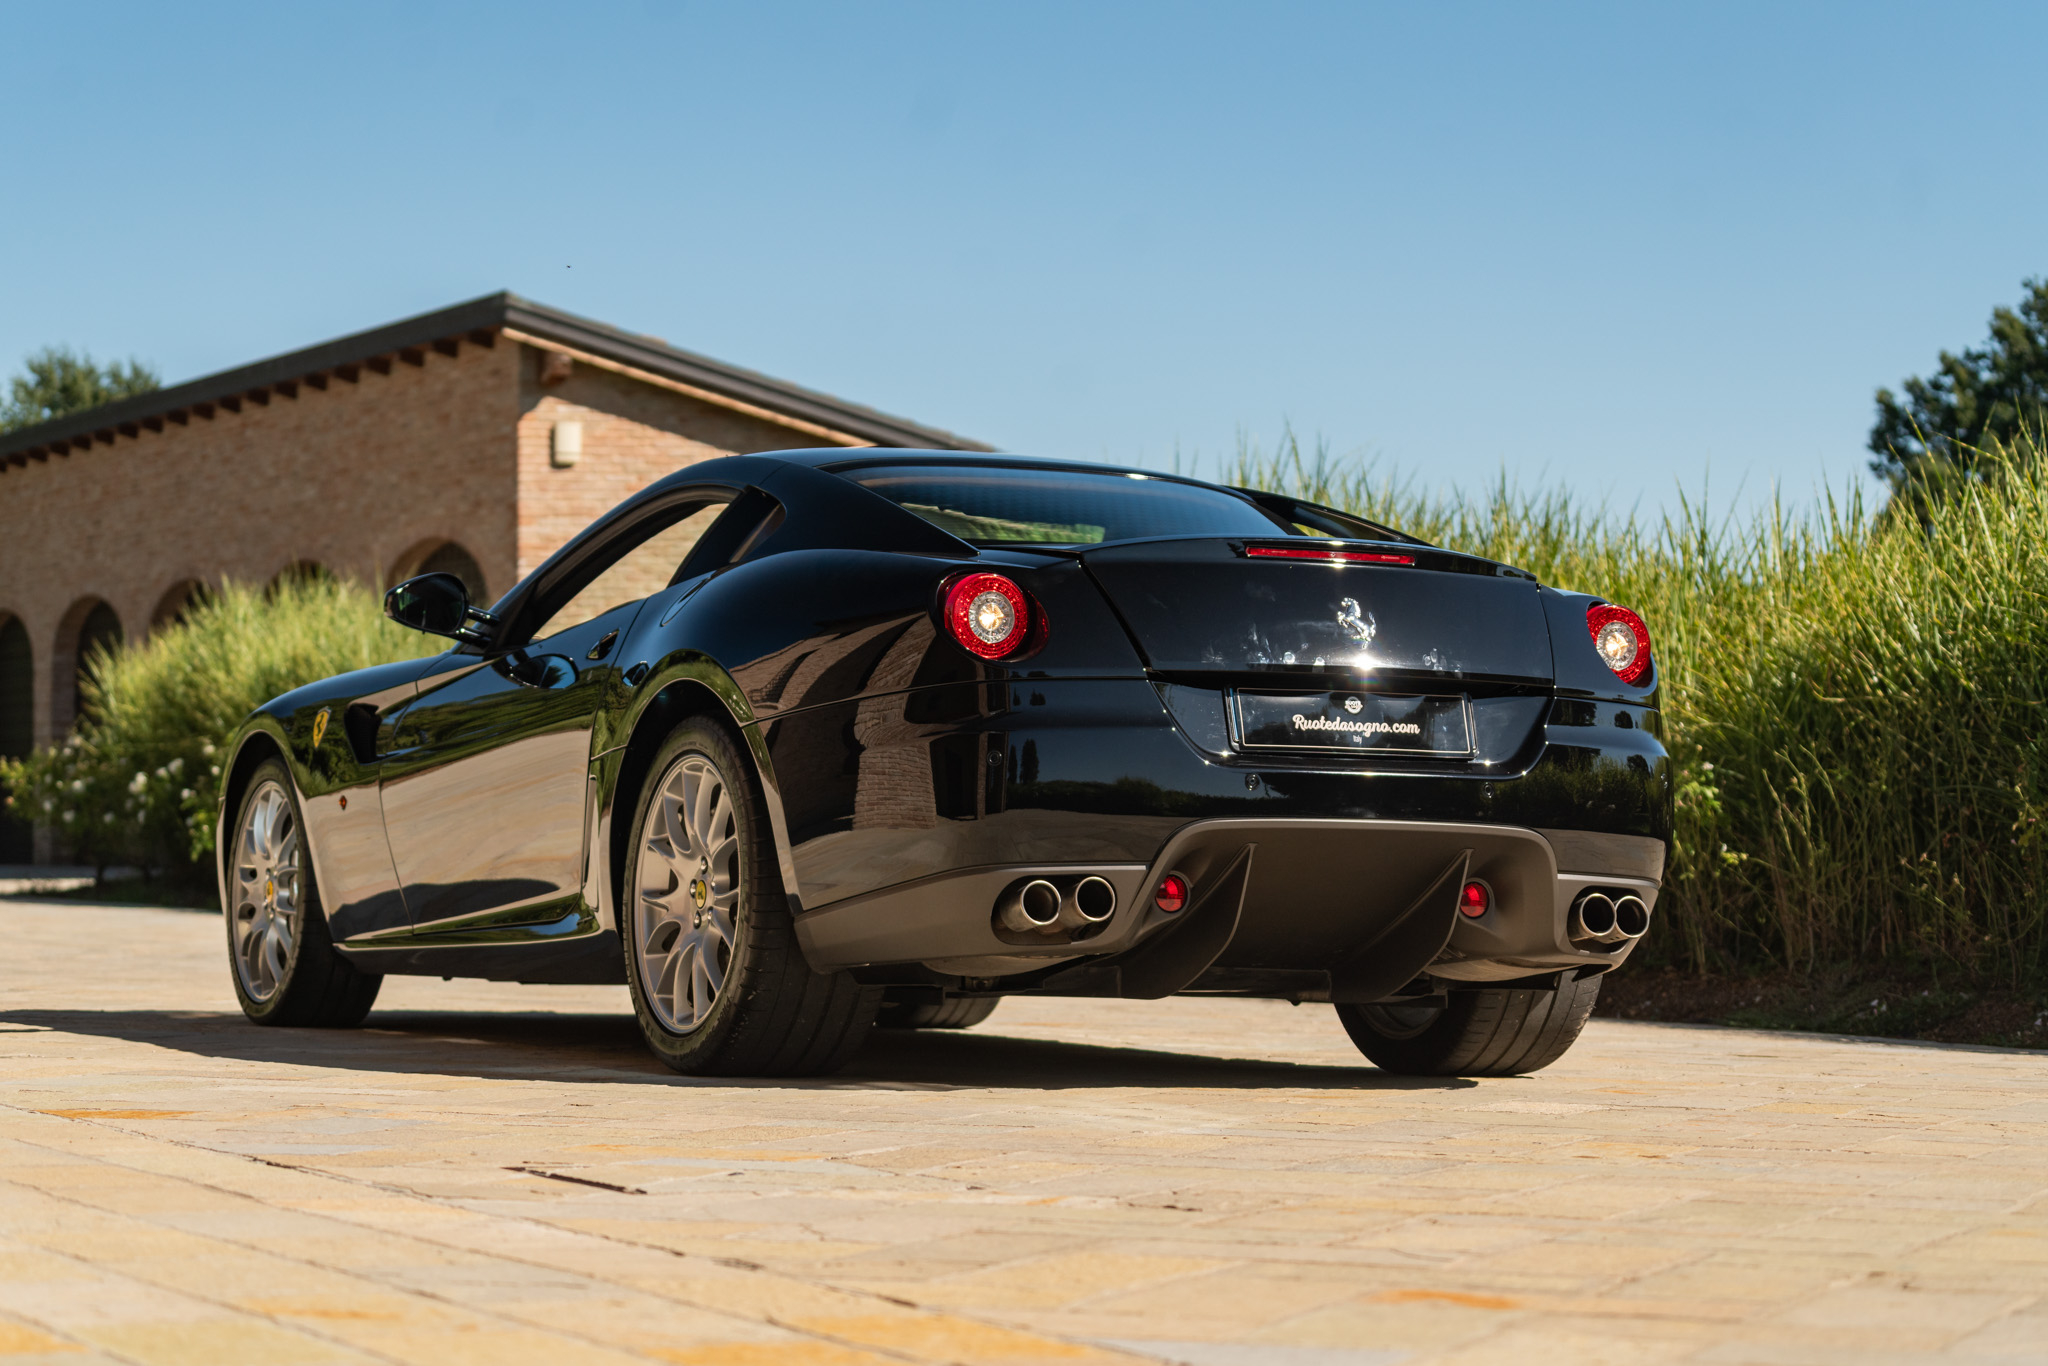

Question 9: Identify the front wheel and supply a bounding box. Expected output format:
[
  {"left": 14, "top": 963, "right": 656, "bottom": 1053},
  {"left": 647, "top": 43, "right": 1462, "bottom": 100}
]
[
  {"left": 1336, "top": 973, "right": 1602, "bottom": 1076},
  {"left": 225, "top": 759, "right": 380, "bottom": 1027},
  {"left": 622, "top": 718, "right": 879, "bottom": 1076}
]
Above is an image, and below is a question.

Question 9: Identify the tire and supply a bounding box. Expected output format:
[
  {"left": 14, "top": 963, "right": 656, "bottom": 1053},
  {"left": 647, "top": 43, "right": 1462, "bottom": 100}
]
[
  {"left": 622, "top": 718, "right": 880, "bottom": 1076},
  {"left": 1336, "top": 972, "right": 1603, "bottom": 1076},
  {"left": 877, "top": 992, "right": 1000, "bottom": 1030},
  {"left": 224, "top": 758, "right": 381, "bottom": 1027}
]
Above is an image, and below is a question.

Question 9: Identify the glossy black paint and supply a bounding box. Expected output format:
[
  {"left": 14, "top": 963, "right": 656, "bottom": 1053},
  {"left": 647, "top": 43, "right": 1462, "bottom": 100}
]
[
  {"left": 216, "top": 448, "right": 1672, "bottom": 992},
  {"left": 1084, "top": 538, "right": 1552, "bottom": 682}
]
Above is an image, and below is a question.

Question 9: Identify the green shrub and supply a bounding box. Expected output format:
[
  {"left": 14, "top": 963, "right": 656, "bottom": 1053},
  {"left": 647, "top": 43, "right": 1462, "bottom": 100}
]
[
  {"left": 0, "top": 577, "right": 434, "bottom": 880},
  {"left": 1232, "top": 434, "right": 2048, "bottom": 985}
]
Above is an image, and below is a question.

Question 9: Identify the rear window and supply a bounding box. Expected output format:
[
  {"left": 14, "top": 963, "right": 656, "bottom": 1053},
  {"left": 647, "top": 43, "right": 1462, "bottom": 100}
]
[{"left": 845, "top": 464, "right": 1291, "bottom": 546}]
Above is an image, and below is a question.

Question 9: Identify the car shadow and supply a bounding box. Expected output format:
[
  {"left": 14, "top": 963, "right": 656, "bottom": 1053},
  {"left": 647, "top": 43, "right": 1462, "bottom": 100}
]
[{"left": 0, "top": 1007, "right": 1477, "bottom": 1092}]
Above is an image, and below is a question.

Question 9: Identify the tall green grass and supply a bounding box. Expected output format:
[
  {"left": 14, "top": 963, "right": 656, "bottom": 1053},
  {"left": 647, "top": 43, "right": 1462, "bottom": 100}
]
[{"left": 1231, "top": 435, "right": 2048, "bottom": 986}]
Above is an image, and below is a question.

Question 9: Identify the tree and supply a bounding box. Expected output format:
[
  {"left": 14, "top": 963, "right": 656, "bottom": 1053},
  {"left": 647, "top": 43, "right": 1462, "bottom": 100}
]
[
  {"left": 1870, "top": 278, "right": 2048, "bottom": 493},
  {"left": 0, "top": 346, "right": 160, "bottom": 433}
]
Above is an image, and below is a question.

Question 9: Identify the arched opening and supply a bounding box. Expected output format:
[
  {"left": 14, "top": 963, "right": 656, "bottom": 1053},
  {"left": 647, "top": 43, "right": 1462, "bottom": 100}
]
[
  {"left": 0, "top": 615, "right": 33, "bottom": 862},
  {"left": 151, "top": 579, "right": 211, "bottom": 632},
  {"left": 393, "top": 539, "right": 487, "bottom": 605},
  {"left": 53, "top": 598, "right": 124, "bottom": 734}
]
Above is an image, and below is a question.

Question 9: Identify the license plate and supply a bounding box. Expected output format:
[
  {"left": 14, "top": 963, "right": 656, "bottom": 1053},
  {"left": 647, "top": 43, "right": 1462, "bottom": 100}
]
[{"left": 1230, "top": 690, "right": 1473, "bottom": 756}]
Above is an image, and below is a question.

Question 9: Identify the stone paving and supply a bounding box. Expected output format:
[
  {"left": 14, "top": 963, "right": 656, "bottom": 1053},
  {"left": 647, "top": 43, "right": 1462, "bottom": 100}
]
[{"left": 0, "top": 899, "right": 2043, "bottom": 1366}]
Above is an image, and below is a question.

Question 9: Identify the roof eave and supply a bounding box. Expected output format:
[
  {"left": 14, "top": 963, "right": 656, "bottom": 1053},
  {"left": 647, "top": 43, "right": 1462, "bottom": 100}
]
[{"left": 0, "top": 292, "right": 990, "bottom": 467}]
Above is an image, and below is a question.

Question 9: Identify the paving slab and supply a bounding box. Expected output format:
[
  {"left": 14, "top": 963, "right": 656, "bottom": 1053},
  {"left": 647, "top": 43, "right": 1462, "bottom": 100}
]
[{"left": 0, "top": 898, "right": 2043, "bottom": 1365}]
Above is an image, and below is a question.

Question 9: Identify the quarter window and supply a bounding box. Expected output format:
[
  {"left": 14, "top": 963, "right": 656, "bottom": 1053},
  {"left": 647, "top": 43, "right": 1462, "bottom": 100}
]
[{"left": 532, "top": 500, "right": 728, "bottom": 641}]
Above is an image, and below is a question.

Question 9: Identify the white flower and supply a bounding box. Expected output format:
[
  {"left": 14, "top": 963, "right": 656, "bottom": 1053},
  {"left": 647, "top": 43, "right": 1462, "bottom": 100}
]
[
  {"left": 60, "top": 810, "right": 74, "bottom": 823},
  {"left": 129, "top": 772, "right": 148, "bottom": 795},
  {"left": 200, "top": 741, "right": 216, "bottom": 758},
  {"left": 154, "top": 766, "right": 168, "bottom": 780},
  {"left": 69, "top": 780, "right": 85, "bottom": 795},
  {"left": 168, "top": 757, "right": 183, "bottom": 775},
  {"left": 103, "top": 812, "right": 116, "bottom": 823},
  {"left": 180, "top": 788, "right": 194, "bottom": 801},
  {"left": 210, "top": 765, "right": 221, "bottom": 776}
]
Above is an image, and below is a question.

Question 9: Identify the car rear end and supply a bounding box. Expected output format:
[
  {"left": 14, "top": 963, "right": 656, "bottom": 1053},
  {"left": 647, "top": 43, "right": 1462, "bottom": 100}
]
[{"left": 782, "top": 457, "right": 1670, "bottom": 1012}]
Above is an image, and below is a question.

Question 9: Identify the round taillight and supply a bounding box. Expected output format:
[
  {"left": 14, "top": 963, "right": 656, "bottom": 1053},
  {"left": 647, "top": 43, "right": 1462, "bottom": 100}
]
[
  {"left": 1458, "top": 880, "right": 1491, "bottom": 918},
  {"left": 944, "top": 572, "right": 1031, "bottom": 659},
  {"left": 1154, "top": 873, "right": 1190, "bottom": 913},
  {"left": 1586, "top": 603, "right": 1653, "bottom": 685}
]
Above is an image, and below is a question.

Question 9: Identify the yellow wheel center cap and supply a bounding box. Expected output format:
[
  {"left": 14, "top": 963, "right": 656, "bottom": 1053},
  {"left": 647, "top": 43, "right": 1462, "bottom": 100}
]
[
  {"left": 264, "top": 878, "right": 275, "bottom": 906},
  {"left": 690, "top": 878, "right": 708, "bottom": 909}
]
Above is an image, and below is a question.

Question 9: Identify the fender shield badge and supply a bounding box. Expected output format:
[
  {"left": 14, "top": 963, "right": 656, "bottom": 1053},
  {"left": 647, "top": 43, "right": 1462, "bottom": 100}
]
[{"left": 311, "top": 707, "right": 330, "bottom": 749}]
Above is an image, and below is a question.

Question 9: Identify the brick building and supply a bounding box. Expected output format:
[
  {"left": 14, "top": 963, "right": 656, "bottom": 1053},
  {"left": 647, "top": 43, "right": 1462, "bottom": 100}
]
[{"left": 0, "top": 293, "right": 985, "bottom": 859}]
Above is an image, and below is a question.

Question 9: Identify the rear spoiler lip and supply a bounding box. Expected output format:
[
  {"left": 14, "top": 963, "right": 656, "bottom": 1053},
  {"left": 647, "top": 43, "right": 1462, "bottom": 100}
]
[{"left": 1072, "top": 534, "right": 1538, "bottom": 582}]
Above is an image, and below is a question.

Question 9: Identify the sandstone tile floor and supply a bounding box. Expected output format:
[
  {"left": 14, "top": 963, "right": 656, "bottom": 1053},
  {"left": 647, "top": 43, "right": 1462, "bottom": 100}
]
[{"left": 0, "top": 900, "right": 2043, "bottom": 1366}]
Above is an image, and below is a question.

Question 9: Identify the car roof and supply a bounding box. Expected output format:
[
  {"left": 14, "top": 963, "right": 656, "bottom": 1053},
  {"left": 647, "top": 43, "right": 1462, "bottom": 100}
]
[
  {"left": 632, "top": 447, "right": 1241, "bottom": 507},
  {"left": 766, "top": 447, "right": 1171, "bottom": 478}
]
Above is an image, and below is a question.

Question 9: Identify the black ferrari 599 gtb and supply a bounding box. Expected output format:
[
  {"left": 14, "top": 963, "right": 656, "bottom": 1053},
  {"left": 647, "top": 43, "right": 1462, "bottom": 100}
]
[{"left": 217, "top": 450, "right": 1669, "bottom": 1077}]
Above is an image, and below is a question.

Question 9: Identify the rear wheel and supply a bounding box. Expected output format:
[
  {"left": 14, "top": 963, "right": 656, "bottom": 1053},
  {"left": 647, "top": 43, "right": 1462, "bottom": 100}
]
[
  {"left": 225, "top": 759, "right": 381, "bottom": 1027},
  {"left": 623, "top": 718, "right": 879, "bottom": 1076},
  {"left": 1337, "top": 973, "right": 1602, "bottom": 1076},
  {"left": 877, "top": 993, "right": 999, "bottom": 1030}
]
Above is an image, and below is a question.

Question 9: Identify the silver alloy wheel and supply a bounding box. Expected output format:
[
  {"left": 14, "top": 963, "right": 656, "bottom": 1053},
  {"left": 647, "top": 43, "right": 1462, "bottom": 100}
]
[
  {"left": 231, "top": 779, "right": 300, "bottom": 1002},
  {"left": 1360, "top": 999, "right": 1444, "bottom": 1040},
  {"left": 635, "top": 751, "right": 741, "bottom": 1034}
]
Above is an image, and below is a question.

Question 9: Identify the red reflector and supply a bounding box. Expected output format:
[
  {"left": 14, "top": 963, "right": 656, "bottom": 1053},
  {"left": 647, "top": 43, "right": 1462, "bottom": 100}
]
[
  {"left": 1245, "top": 545, "right": 1415, "bottom": 566},
  {"left": 1154, "top": 873, "right": 1189, "bottom": 913},
  {"left": 1458, "top": 880, "right": 1490, "bottom": 917}
]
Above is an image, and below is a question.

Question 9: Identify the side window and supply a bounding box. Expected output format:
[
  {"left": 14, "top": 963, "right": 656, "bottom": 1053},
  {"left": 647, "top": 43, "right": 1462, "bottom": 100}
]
[
  {"left": 673, "top": 487, "right": 786, "bottom": 582},
  {"left": 532, "top": 500, "right": 728, "bottom": 643}
]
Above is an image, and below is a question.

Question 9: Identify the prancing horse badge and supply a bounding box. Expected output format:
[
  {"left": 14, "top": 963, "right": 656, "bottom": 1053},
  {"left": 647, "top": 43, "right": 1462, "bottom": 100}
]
[
  {"left": 311, "top": 707, "right": 330, "bottom": 749},
  {"left": 1336, "top": 597, "right": 1375, "bottom": 644}
]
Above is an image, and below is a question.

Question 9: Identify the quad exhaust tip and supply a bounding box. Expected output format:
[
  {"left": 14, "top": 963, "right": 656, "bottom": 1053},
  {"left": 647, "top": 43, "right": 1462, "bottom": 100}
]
[
  {"left": 1570, "top": 889, "right": 1650, "bottom": 945},
  {"left": 1060, "top": 876, "right": 1117, "bottom": 930},
  {"left": 1613, "top": 894, "right": 1650, "bottom": 939},
  {"left": 996, "top": 879, "right": 1062, "bottom": 934},
  {"left": 994, "top": 875, "right": 1118, "bottom": 937}
]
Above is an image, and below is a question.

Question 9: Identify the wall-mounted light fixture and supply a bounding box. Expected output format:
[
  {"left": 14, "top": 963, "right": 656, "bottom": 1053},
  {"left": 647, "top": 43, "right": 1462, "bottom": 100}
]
[{"left": 551, "top": 419, "right": 583, "bottom": 468}]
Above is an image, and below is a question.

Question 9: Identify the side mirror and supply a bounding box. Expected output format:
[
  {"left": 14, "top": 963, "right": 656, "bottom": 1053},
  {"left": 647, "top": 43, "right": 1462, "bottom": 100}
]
[{"left": 385, "top": 573, "right": 496, "bottom": 645}]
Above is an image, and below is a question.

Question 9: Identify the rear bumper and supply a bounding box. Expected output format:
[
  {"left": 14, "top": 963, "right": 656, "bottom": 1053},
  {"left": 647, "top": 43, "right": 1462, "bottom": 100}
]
[
  {"left": 768, "top": 674, "right": 1669, "bottom": 997},
  {"left": 795, "top": 816, "right": 1663, "bottom": 997}
]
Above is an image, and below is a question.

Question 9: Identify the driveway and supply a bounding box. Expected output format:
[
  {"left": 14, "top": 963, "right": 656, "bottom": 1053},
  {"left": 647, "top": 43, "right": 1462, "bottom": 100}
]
[{"left": 1, "top": 899, "right": 2042, "bottom": 1365}]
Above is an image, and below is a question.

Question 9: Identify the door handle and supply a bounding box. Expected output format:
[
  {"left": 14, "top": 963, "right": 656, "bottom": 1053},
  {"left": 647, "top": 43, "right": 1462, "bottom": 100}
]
[
  {"left": 587, "top": 630, "right": 620, "bottom": 662},
  {"left": 503, "top": 652, "right": 577, "bottom": 689}
]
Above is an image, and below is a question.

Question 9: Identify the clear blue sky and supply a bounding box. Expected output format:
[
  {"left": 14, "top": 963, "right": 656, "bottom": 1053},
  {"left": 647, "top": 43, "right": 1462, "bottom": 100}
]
[{"left": 5, "top": 2, "right": 2045, "bottom": 519}]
